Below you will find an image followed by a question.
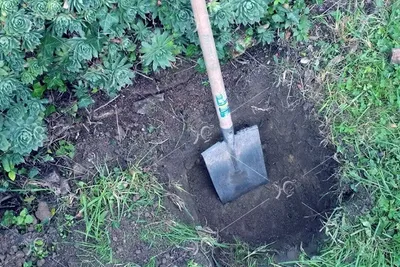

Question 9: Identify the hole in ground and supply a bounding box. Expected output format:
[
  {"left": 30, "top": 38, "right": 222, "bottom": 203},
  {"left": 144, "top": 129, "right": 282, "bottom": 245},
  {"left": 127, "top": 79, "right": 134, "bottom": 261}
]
[
  {"left": 183, "top": 50, "right": 338, "bottom": 254},
  {"left": 71, "top": 47, "right": 338, "bottom": 262}
]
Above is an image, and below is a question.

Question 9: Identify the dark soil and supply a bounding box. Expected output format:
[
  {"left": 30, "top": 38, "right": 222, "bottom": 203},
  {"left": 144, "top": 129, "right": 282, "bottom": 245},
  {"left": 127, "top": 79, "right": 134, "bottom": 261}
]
[{"left": 49, "top": 46, "right": 337, "bottom": 265}]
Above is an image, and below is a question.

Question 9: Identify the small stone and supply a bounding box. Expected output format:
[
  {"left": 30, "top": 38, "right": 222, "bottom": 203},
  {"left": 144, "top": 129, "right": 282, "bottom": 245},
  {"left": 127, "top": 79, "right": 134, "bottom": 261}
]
[
  {"left": 115, "top": 125, "right": 127, "bottom": 142},
  {"left": 11, "top": 246, "right": 18, "bottom": 253},
  {"left": 28, "top": 225, "right": 35, "bottom": 232},
  {"left": 73, "top": 163, "right": 87, "bottom": 176},
  {"left": 162, "top": 258, "right": 167, "bottom": 264},
  {"left": 112, "top": 236, "right": 118, "bottom": 242},
  {"left": 60, "top": 179, "right": 71, "bottom": 195},
  {"left": 135, "top": 249, "right": 142, "bottom": 254},
  {"left": 15, "top": 251, "right": 25, "bottom": 258},
  {"left": 35, "top": 201, "right": 52, "bottom": 222},
  {"left": 15, "top": 259, "right": 24, "bottom": 267},
  {"left": 23, "top": 247, "right": 30, "bottom": 256},
  {"left": 144, "top": 212, "right": 151, "bottom": 218},
  {"left": 37, "top": 259, "right": 46, "bottom": 267},
  {"left": 392, "top": 48, "right": 400, "bottom": 64},
  {"left": 300, "top": 57, "right": 310, "bottom": 64},
  {"left": 44, "top": 171, "right": 60, "bottom": 184}
]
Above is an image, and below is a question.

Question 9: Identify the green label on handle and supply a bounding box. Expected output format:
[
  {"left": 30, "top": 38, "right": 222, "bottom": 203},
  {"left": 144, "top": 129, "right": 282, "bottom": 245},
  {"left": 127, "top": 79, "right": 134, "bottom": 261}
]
[{"left": 216, "top": 94, "right": 230, "bottom": 118}]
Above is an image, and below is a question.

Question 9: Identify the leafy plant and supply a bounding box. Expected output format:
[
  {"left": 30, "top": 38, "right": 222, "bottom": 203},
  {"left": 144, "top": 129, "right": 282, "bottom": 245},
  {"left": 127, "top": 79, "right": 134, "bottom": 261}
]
[
  {"left": 140, "top": 31, "right": 180, "bottom": 71},
  {"left": 31, "top": 238, "right": 49, "bottom": 259},
  {"left": 55, "top": 140, "right": 75, "bottom": 159},
  {"left": 0, "top": 78, "right": 46, "bottom": 180},
  {"left": 232, "top": 0, "right": 267, "bottom": 25},
  {"left": 1, "top": 208, "right": 34, "bottom": 228}
]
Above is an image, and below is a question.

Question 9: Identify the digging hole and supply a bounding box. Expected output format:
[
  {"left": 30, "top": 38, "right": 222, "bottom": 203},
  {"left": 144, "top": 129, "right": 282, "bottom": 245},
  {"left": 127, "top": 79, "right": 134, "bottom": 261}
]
[
  {"left": 186, "top": 98, "right": 337, "bottom": 253},
  {"left": 181, "top": 50, "right": 338, "bottom": 252},
  {"left": 73, "top": 48, "right": 338, "bottom": 261}
]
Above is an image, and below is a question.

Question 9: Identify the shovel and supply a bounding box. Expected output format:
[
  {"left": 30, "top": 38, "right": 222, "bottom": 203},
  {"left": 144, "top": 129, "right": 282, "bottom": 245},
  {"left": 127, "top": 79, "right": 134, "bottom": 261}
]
[{"left": 191, "top": 0, "right": 269, "bottom": 203}]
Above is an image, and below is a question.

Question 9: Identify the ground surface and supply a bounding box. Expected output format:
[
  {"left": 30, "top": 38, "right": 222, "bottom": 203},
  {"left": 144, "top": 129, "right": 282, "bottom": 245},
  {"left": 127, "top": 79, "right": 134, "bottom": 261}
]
[
  {"left": 0, "top": 46, "right": 338, "bottom": 267},
  {"left": 44, "top": 47, "right": 337, "bottom": 265}
]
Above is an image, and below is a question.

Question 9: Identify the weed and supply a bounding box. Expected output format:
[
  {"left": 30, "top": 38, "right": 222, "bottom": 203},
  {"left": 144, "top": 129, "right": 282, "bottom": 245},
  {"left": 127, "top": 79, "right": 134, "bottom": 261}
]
[
  {"left": 55, "top": 140, "right": 76, "bottom": 159},
  {"left": 57, "top": 213, "right": 74, "bottom": 239},
  {"left": 144, "top": 257, "right": 156, "bottom": 267},
  {"left": 74, "top": 165, "right": 163, "bottom": 263},
  {"left": 141, "top": 220, "right": 227, "bottom": 253},
  {"left": 31, "top": 238, "right": 49, "bottom": 259},
  {"left": 187, "top": 259, "right": 202, "bottom": 267},
  {"left": 1, "top": 207, "right": 34, "bottom": 228},
  {"left": 229, "top": 240, "right": 275, "bottom": 267},
  {"left": 77, "top": 166, "right": 163, "bottom": 240}
]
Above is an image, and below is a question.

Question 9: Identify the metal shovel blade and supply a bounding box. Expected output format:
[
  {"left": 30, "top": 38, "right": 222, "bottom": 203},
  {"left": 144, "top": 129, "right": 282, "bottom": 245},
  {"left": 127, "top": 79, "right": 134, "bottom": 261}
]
[{"left": 201, "top": 125, "right": 268, "bottom": 204}]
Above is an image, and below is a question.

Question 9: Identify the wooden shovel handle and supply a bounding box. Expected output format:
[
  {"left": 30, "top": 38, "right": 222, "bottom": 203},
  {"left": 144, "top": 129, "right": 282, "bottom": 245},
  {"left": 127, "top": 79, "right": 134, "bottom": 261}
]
[{"left": 191, "top": 0, "right": 233, "bottom": 130}]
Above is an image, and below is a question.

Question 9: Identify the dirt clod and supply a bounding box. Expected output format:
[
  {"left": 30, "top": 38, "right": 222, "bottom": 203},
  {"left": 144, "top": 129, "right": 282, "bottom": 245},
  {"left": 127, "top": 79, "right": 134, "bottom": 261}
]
[
  {"left": 35, "top": 201, "right": 52, "bottom": 222},
  {"left": 37, "top": 259, "right": 46, "bottom": 267},
  {"left": 60, "top": 179, "right": 71, "bottom": 195},
  {"left": 43, "top": 171, "right": 70, "bottom": 195},
  {"left": 73, "top": 163, "right": 88, "bottom": 176},
  {"left": 15, "top": 251, "right": 25, "bottom": 258},
  {"left": 10, "top": 246, "right": 18, "bottom": 254}
]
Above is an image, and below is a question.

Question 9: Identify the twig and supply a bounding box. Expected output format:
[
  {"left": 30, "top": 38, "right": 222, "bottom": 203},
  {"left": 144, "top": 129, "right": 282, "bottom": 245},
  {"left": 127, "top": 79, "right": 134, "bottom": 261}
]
[
  {"left": 0, "top": 195, "right": 12, "bottom": 204},
  {"left": 245, "top": 51, "right": 270, "bottom": 69},
  {"left": 136, "top": 70, "right": 154, "bottom": 80},
  {"left": 115, "top": 105, "right": 121, "bottom": 142},
  {"left": 93, "top": 95, "right": 119, "bottom": 113},
  {"left": 148, "top": 138, "right": 169, "bottom": 145}
]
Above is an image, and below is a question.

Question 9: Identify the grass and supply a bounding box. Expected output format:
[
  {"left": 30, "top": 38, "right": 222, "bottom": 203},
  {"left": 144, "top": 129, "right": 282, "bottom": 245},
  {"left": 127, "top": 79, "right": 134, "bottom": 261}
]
[
  {"left": 74, "top": 165, "right": 164, "bottom": 263},
  {"left": 141, "top": 220, "right": 227, "bottom": 250},
  {"left": 71, "top": 165, "right": 225, "bottom": 266},
  {"left": 229, "top": 240, "right": 275, "bottom": 267},
  {"left": 289, "top": 1, "right": 400, "bottom": 266}
]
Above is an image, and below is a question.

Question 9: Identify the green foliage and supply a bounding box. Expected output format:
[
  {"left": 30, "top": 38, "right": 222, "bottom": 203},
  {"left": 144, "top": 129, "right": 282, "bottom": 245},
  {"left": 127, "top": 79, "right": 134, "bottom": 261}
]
[
  {"left": 75, "top": 166, "right": 163, "bottom": 263},
  {"left": 31, "top": 238, "right": 49, "bottom": 259},
  {"left": 0, "top": 77, "right": 46, "bottom": 180},
  {"left": 140, "top": 31, "right": 179, "bottom": 71},
  {"left": 298, "top": 3, "right": 400, "bottom": 266},
  {"left": 55, "top": 140, "right": 75, "bottom": 159},
  {"left": 141, "top": 220, "right": 227, "bottom": 250},
  {"left": 1, "top": 208, "right": 34, "bottom": 228},
  {"left": 232, "top": 0, "right": 267, "bottom": 25},
  {"left": 78, "top": 166, "right": 163, "bottom": 241},
  {"left": 0, "top": 0, "right": 311, "bottom": 177}
]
